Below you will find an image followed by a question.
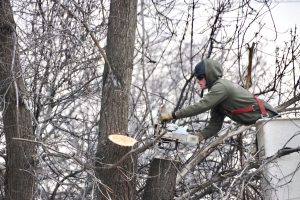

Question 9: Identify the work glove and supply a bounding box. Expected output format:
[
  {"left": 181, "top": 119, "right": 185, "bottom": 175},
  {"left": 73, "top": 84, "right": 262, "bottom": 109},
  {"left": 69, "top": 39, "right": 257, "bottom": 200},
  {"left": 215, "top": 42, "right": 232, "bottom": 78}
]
[{"left": 160, "top": 112, "right": 173, "bottom": 122}]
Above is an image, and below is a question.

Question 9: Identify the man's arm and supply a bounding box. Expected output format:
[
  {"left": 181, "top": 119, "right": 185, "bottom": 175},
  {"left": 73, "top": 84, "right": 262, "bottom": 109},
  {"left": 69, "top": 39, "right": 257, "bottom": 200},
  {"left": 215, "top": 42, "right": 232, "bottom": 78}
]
[
  {"left": 200, "top": 107, "right": 225, "bottom": 139},
  {"left": 175, "top": 82, "right": 228, "bottom": 119}
]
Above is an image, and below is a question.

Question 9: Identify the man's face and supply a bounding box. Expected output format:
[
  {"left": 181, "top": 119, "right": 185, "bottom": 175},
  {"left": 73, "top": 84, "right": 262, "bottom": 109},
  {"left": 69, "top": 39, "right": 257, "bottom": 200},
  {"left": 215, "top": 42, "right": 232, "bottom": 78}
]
[
  {"left": 197, "top": 78, "right": 207, "bottom": 89},
  {"left": 196, "top": 74, "right": 207, "bottom": 89}
]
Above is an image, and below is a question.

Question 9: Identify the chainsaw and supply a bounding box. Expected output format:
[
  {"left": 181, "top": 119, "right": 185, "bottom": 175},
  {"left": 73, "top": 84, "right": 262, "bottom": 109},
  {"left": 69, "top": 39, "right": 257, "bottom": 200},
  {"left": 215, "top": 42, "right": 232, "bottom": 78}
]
[{"left": 155, "top": 122, "right": 200, "bottom": 150}]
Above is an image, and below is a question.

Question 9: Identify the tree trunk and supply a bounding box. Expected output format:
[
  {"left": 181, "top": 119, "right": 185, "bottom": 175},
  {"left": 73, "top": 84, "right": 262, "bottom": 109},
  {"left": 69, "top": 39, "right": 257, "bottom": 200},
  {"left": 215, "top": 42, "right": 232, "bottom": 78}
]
[
  {"left": 143, "top": 158, "right": 179, "bottom": 200},
  {"left": 95, "top": 0, "right": 138, "bottom": 199},
  {"left": 0, "top": 0, "right": 36, "bottom": 199}
]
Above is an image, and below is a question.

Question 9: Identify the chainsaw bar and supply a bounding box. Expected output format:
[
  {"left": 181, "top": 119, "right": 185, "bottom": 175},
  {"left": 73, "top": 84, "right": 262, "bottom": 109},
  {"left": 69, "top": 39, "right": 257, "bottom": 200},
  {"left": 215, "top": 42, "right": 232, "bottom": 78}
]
[{"left": 155, "top": 123, "right": 199, "bottom": 150}]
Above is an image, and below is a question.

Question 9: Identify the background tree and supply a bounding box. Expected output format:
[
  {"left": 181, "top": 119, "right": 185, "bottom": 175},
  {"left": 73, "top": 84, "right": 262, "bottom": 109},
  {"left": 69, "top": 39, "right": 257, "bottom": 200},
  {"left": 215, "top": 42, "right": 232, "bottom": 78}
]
[
  {"left": 0, "top": 0, "right": 36, "bottom": 199},
  {"left": 1, "top": 0, "right": 107, "bottom": 199}
]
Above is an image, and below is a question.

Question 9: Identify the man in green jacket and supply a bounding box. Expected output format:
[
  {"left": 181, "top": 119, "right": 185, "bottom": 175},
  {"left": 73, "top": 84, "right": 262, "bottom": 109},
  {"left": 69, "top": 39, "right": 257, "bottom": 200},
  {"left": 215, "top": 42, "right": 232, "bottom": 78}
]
[{"left": 160, "top": 59, "right": 278, "bottom": 142}]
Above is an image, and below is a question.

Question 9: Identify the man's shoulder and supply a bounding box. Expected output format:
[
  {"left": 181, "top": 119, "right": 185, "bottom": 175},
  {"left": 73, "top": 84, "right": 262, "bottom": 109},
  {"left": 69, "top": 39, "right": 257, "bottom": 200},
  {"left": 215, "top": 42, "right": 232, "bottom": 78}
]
[
  {"left": 217, "top": 78, "right": 233, "bottom": 84},
  {"left": 216, "top": 79, "right": 243, "bottom": 89},
  {"left": 213, "top": 79, "right": 236, "bottom": 89},
  {"left": 213, "top": 79, "right": 249, "bottom": 96}
]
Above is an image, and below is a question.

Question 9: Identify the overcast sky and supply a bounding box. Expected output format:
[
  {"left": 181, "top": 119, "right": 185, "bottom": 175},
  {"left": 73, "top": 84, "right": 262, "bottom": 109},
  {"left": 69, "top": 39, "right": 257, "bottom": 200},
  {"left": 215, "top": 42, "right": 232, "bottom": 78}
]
[
  {"left": 252, "top": 1, "right": 300, "bottom": 62},
  {"left": 272, "top": 1, "right": 300, "bottom": 32}
]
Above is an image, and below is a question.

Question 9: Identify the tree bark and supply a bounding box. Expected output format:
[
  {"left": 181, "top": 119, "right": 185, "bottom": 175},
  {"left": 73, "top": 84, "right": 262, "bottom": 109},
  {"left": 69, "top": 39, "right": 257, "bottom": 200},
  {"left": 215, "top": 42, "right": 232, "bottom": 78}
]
[
  {"left": 0, "top": 0, "right": 36, "bottom": 199},
  {"left": 95, "top": 0, "right": 138, "bottom": 199},
  {"left": 143, "top": 158, "right": 179, "bottom": 200}
]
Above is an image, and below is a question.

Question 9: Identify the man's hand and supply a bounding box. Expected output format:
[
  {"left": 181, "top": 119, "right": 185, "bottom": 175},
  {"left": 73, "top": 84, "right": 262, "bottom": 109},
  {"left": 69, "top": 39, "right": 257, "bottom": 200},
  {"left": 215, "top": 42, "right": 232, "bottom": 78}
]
[{"left": 160, "top": 112, "right": 173, "bottom": 122}]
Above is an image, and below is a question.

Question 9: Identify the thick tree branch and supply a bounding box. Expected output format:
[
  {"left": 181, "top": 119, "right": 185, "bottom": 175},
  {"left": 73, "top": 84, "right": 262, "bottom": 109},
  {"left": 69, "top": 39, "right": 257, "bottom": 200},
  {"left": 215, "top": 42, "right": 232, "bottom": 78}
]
[{"left": 276, "top": 93, "right": 300, "bottom": 112}]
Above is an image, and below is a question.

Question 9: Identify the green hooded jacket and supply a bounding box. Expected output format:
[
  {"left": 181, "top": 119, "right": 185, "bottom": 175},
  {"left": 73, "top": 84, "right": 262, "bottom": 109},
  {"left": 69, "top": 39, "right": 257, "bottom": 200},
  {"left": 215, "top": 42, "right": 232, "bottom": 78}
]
[{"left": 174, "top": 59, "right": 278, "bottom": 139}]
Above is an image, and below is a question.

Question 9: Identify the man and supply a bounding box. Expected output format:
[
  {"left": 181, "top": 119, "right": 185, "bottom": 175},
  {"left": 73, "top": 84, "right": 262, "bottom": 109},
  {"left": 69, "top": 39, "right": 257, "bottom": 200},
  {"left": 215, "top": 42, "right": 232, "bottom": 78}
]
[{"left": 160, "top": 59, "right": 278, "bottom": 142}]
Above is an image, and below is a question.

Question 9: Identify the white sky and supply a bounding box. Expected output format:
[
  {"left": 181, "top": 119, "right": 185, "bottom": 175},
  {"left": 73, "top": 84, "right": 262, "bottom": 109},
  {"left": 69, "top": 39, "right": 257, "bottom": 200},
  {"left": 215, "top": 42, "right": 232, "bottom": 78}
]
[
  {"left": 272, "top": 1, "right": 300, "bottom": 32},
  {"left": 250, "top": 1, "right": 300, "bottom": 63}
]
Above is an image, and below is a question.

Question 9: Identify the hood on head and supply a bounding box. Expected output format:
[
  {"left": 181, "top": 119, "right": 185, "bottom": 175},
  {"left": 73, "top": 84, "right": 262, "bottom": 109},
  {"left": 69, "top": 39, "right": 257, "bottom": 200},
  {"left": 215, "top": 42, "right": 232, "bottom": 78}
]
[{"left": 199, "top": 59, "right": 223, "bottom": 88}]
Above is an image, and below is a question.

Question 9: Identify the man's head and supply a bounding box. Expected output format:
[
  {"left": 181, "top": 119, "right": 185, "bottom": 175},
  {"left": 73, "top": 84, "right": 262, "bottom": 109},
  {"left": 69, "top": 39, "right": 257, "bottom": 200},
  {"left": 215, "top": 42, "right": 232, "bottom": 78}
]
[
  {"left": 194, "top": 59, "right": 223, "bottom": 89},
  {"left": 194, "top": 61, "right": 207, "bottom": 89}
]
